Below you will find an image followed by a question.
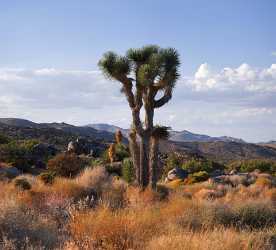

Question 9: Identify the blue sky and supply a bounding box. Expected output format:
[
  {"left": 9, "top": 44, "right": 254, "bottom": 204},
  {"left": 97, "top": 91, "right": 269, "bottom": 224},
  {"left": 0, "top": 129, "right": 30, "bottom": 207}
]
[{"left": 0, "top": 0, "right": 276, "bottom": 142}]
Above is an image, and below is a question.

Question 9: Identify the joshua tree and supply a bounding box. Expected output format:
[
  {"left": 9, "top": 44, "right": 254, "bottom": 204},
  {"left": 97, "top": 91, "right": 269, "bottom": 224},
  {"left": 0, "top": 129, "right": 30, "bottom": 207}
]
[
  {"left": 115, "top": 130, "right": 123, "bottom": 144},
  {"left": 108, "top": 143, "right": 116, "bottom": 163},
  {"left": 98, "top": 45, "right": 180, "bottom": 188}
]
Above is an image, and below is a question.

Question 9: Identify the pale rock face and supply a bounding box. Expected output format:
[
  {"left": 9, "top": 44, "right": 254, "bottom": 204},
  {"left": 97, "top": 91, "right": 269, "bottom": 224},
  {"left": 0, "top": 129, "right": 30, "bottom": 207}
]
[
  {"left": 166, "top": 167, "right": 188, "bottom": 182},
  {"left": 67, "top": 141, "right": 75, "bottom": 152}
]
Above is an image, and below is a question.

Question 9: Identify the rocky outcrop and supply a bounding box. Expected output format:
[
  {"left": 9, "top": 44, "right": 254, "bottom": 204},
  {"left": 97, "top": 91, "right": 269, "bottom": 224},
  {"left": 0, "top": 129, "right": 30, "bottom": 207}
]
[
  {"left": 208, "top": 170, "right": 276, "bottom": 187},
  {"left": 165, "top": 167, "right": 188, "bottom": 182},
  {"left": 0, "top": 163, "right": 21, "bottom": 180},
  {"left": 67, "top": 138, "right": 106, "bottom": 156}
]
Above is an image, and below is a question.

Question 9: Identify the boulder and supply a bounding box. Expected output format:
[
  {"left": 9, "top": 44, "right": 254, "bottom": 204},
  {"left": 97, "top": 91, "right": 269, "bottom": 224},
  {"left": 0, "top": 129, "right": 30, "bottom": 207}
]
[
  {"left": 210, "top": 169, "right": 225, "bottom": 177},
  {"left": 166, "top": 167, "right": 188, "bottom": 182},
  {"left": 0, "top": 163, "right": 21, "bottom": 180},
  {"left": 67, "top": 138, "right": 106, "bottom": 156}
]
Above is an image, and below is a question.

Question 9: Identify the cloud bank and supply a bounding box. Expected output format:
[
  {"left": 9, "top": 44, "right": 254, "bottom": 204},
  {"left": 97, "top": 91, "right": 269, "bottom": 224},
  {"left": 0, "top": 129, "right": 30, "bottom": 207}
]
[{"left": 0, "top": 63, "right": 275, "bottom": 142}]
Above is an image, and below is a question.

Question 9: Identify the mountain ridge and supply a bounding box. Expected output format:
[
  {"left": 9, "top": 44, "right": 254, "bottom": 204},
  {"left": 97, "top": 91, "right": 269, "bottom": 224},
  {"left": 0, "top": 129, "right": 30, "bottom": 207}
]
[
  {"left": 1, "top": 118, "right": 276, "bottom": 163},
  {"left": 87, "top": 123, "right": 246, "bottom": 143}
]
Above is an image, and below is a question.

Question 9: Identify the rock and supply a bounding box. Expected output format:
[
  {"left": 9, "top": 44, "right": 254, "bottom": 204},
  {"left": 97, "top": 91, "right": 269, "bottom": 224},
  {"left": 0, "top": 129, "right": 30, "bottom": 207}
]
[
  {"left": 229, "top": 169, "right": 237, "bottom": 175},
  {"left": 67, "top": 138, "right": 106, "bottom": 156},
  {"left": 0, "top": 163, "right": 21, "bottom": 180},
  {"left": 209, "top": 172, "right": 258, "bottom": 187},
  {"left": 166, "top": 167, "right": 188, "bottom": 182},
  {"left": 67, "top": 141, "right": 75, "bottom": 152},
  {"left": 210, "top": 169, "right": 225, "bottom": 177}
]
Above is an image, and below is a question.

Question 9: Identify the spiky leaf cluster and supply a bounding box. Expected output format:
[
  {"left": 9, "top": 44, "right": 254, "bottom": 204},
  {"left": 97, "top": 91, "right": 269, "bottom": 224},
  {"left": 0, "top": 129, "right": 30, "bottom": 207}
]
[
  {"left": 98, "top": 45, "right": 180, "bottom": 90},
  {"left": 152, "top": 125, "right": 171, "bottom": 140}
]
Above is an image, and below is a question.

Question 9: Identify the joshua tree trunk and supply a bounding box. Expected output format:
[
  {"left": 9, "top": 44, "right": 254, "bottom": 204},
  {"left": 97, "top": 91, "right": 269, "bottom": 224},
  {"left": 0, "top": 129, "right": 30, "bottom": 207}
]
[
  {"left": 139, "top": 134, "right": 150, "bottom": 187},
  {"left": 149, "top": 136, "right": 159, "bottom": 189},
  {"left": 128, "top": 130, "right": 140, "bottom": 185}
]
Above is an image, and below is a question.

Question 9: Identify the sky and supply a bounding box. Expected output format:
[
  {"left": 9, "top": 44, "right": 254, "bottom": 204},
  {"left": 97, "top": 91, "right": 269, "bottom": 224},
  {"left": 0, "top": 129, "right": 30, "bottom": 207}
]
[{"left": 0, "top": 0, "right": 275, "bottom": 142}]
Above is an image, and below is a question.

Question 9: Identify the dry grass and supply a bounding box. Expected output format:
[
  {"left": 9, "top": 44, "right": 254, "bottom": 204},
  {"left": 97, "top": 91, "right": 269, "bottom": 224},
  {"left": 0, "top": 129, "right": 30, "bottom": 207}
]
[{"left": 1, "top": 168, "right": 276, "bottom": 249}]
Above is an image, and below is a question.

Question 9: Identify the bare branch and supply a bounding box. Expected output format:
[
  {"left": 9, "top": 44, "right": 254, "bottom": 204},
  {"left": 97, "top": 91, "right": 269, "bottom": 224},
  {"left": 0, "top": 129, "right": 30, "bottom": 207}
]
[{"left": 154, "top": 87, "right": 172, "bottom": 108}]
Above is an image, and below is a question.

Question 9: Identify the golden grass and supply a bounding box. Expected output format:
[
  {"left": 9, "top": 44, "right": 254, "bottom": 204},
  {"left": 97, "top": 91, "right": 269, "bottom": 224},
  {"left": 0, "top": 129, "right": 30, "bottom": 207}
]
[{"left": 1, "top": 168, "right": 276, "bottom": 249}]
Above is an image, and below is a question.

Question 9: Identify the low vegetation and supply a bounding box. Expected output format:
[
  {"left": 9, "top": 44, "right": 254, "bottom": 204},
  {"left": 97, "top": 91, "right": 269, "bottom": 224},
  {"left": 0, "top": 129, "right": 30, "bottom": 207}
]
[{"left": 0, "top": 164, "right": 276, "bottom": 249}]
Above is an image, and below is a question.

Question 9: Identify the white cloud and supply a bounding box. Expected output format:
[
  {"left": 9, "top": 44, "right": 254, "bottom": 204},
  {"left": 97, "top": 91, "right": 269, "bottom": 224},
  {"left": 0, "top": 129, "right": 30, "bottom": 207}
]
[
  {"left": 272, "top": 51, "right": 276, "bottom": 57},
  {"left": 190, "top": 63, "right": 276, "bottom": 93},
  {"left": 0, "top": 64, "right": 275, "bottom": 142}
]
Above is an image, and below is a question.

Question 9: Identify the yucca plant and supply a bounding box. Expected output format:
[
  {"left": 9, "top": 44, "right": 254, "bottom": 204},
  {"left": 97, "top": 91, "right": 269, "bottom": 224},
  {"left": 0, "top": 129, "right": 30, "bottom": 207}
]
[{"left": 99, "top": 45, "right": 180, "bottom": 189}]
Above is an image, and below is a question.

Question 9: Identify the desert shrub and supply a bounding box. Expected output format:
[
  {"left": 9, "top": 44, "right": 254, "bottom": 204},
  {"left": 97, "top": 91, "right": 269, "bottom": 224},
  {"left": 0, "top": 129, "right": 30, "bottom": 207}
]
[
  {"left": 47, "top": 153, "right": 86, "bottom": 177},
  {"left": 182, "top": 159, "right": 218, "bottom": 174},
  {"left": 0, "top": 203, "right": 59, "bottom": 249},
  {"left": 122, "top": 158, "right": 134, "bottom": 183},
  {"left": 105, "top": 163, "right": 122, "bottom": 176},
  {"left": 192, "top": 171, "right": 210, "bottom": 181},
  {"left": 0, "top": 142, "right": 30, "bottom": 171},
  {"left": 21, "top": 139, "right": 40, "bottom": 151},
  {"left": 0, "top": 133, "right": 10, "bottom": 144},
  {"left": 14, "top": 178, "right": 32, "bottom": 190},
  {"left": 76, "top": 167, "right": 110, "bottom": 194},
  {"left": 115, "top": 143, "right": 129, "bottom": 161},
  {"left": 101, "top": 144, "right": 129, "bottom": 163},
  {"left": 100, "top": 179, "right": 128, "bottom": 210},
  {"left": 184, "top": 171, "right": 210, "bottom": 184},
  {"left": 90, "top": 158, "right": 104, "bottom": 167},
  {"left": 255, "top": 177, "right": 273, "bottom": 188},
  {"left": 165, "top": 179, "right": 184, "bottom": 189},
  {"left": 264, "top": 188, "right": 276, "bottom": 203},
  {"left": 232, "top": 202, "right": 276, "bottom": 229},
  {"left": 39, "top": 171, "right": 56, "bottom": 185},
  {"left": 146, "top": 227, "right": 271, "bottom": 250},
  {"left": 227, "top": 159, "right": 276, "bottom": 174},
  {"left": 101, "top": 148, "right": 110, "bottom": 163}
]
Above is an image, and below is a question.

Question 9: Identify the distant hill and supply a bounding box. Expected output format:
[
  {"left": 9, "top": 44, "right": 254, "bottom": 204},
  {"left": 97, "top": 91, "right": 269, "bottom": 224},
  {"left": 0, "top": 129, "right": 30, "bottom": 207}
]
[
  {"left": 0, "top": 118, "right": 117, "bottom": 148},
  {"left": 88, "top": 123, "right": 245, "bottom": 143},
  {"left": 169, "top": 130, "right": 245, "bottom": 143},
  {"left": 1, "top": 119, "right": 276, "bottom": 163},
  {"left": 86, "top": 123, "right": 129, "bottom": 137},
  {"left": 0, "top": 118, "right": 41, "bottom": 128},
  {"left": 258, "top": 141, "right": 276, "bottom": 150},
  {"left": 160, "top": 140, "right": 276, "bottom": 164}
]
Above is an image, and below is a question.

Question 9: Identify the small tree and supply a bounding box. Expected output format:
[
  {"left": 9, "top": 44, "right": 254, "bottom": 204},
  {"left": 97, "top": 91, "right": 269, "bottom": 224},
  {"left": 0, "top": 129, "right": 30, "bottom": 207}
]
[
  {"left": 115, "top": 130, "right": 123, "bottom": 144},
  {"left": 99, "top": 45, "right": 180, "bottom": 189},
  {"left": 108, "top": 143, "right": 116, "bottom": 163}
]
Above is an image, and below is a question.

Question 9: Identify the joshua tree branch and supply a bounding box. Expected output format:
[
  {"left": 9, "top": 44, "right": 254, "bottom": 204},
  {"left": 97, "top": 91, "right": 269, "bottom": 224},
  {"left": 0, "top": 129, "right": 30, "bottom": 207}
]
[
  {"left": 121, "top": 76, "right": 144, "bottom": 135},
  {"left": 154, "top": 87, "right": 172, "bottom": 108}
]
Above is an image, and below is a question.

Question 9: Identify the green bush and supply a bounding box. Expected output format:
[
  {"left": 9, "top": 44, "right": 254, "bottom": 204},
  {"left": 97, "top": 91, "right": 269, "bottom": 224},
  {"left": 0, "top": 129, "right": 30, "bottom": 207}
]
[
  {"left": 122, "top": 158, "right": 134, "bottom": 183},
  {"left": 47, "top": 153, "right": 86, "bottom": 177},
  {"left": 90, "top": 158, "right": 104, "bottom": 167},
  {"left": 105, "top": 163, "right": 122, "bottom": 176},
  {"left": 115, "top": 144, "right": 129, "bottom": 161},
  {"left": 0, "top": 139, "right": 43, "bottom": 171},
  {"left": 0, "top": 142, "right": 30, "bottom": 171},
  {"left": 182, "top": 159, "right": 217, "bottom": 174},
  {"left": 0, "top": 133, "right": 10, "bottom": 144},
  {"left": 101, "top": 144, "right": 130, "bottom": 163},
  {"left": 21, "top": 139, "right": 40, "bottom": 151},
  {"left": 185, "top": 171, "right": 210, "bottom": 184},
  {"left": 227, "top": 159, "right": 276, "bottom": 174},
  {"left": 39, "top": 171, "right": 56, "bottom": 185},
  {"left": 14, "top": 178, "right": 32, "bottom": 190}
]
